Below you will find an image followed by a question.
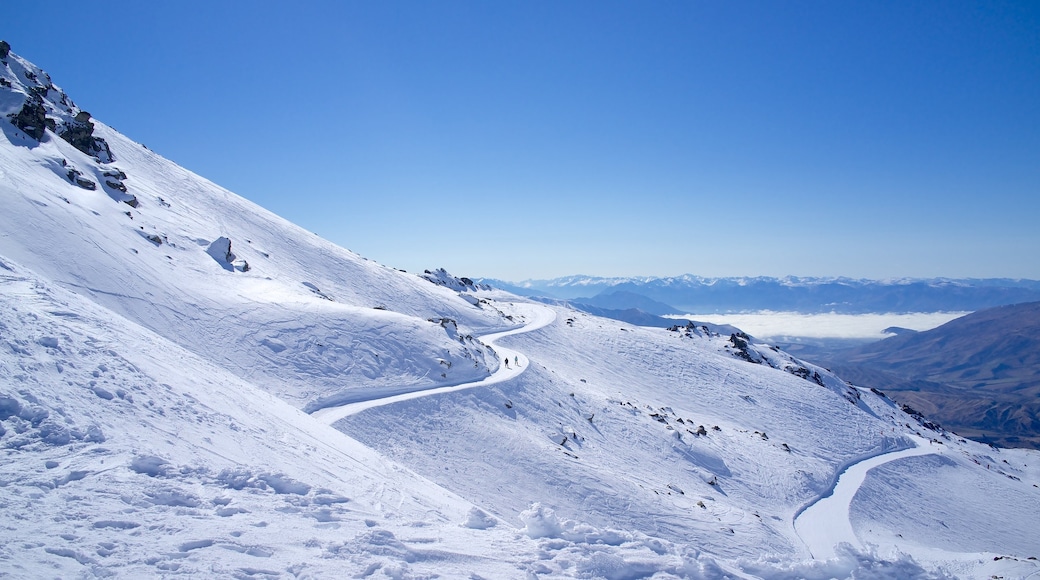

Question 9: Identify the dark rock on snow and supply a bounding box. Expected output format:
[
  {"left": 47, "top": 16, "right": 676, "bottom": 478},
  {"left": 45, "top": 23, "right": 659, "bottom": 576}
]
[
  {"left": 66, "top": 168, "right": 97, "bottom": 190},
  {"left": 10, "top": 96, "right": 48, "bottom": 140},
  {"left": 58, "top": 110, "right": 115, "bottom": 163}
]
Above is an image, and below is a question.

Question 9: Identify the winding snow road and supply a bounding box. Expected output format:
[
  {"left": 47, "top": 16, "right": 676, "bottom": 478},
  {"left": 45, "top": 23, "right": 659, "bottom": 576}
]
[
  {"left": 794, "top": 434, "right": 941, "bottom": 559},
  {"left": 313, "top": 301, "right": 556, "bottom": 425}
]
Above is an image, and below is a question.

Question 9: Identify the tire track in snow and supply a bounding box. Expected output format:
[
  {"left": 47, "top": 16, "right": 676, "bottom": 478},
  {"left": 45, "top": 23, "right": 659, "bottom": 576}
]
[
  {"left": 793, "top": 434, "right": 940, "bottom": 559},
  {"left": 312, "top": 301, "right": 556, "bottom": 425}
]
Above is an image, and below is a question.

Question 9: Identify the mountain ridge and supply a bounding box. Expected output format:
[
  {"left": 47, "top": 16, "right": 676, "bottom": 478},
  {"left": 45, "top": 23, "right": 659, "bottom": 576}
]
[
  {"left": 821, "top": 301, "right": 1040, "bottom": 449},
  {"left": 486, "top": 274, "right": 1040, "bottom": 314}
]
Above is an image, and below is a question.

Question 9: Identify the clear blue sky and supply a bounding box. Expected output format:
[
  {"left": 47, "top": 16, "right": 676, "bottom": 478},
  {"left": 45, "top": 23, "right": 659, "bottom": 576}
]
[{"left": 4, "top": 1, "right": 1039, "bottom": 281}]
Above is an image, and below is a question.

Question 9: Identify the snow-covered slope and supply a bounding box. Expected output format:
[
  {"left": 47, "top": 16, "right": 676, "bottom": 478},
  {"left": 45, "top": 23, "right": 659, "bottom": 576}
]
[
  {"left": 3, "top": 43, "right": 1040, "bottom": 579},
  {"left": 1, "top": 45, "right": 506, "bottom": 412},
  {"left": 0, "top": 257, "right": 531, "bottom": 578},
  {"left": 338, "top": 303, "right": 1040, "bottom": 573}
]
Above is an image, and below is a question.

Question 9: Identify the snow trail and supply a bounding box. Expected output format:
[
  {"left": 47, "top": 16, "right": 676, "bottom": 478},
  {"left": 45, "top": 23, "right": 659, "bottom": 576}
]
[
  {"left": 312, "top": 301, "right": 556, "bottom": 424},
  {"left": 794, "top": 434, "right": 939, "bottom": 559}
]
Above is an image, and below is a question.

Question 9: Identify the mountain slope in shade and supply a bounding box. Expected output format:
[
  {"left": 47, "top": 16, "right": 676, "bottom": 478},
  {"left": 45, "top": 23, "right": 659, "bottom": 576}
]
[
  {"left": 571, "top": 290, "right": 684, "bottom": 316},
  {"left": 3, "top": 43, "right": 1040, "bottom": 578},
  {"left": 823, "top": 301, "right": 1040, "bottom": 449}
]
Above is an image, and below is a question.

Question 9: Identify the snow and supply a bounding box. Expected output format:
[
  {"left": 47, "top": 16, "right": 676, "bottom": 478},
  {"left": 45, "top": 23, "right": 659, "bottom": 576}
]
[
  {"left": 0, "top": 259, "right": 511, "bottom": 576},
  {"left": 312, "top": 300, "right": 555, "bottom": 423},
  {"left": 794, "top": 435, "right": 938, "bottom": 560},
  {"left": 2, "top": 45, "right": 1040, "bottom": 578}
]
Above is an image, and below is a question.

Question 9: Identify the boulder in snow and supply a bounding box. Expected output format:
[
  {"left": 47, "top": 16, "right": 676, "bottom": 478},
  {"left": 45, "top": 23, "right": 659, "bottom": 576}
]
[
  {"left": 206, "top": 237, "right": 234, "bottom": 265},
  {"left": 66, "top": 168, "right": 96, "bottom": 190}
]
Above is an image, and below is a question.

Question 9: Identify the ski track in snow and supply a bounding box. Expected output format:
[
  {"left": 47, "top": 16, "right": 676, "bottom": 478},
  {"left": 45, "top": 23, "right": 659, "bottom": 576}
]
[
  {"left": 312, "top": 301, "right": 556, "bottom": 424},
  {"left": 794, "top": 434, "right": 939, "bottom": 559}
]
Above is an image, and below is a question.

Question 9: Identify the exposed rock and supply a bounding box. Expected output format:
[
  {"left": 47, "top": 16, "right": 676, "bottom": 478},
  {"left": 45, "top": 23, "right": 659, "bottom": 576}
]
[
  {"left": 788, "top": 365, "right": 826, "bottom": 387},
  {"left": 66, "top": 168, "right": 97, "bottom": 190},
  {"left": 9, "top": 96, "right": 48, "bottom": 140},
  {"left": 0, "top": 40, "right": 10, "bottom": 60},
  {"left": 207, "top": 237, "right": 234, "bottom": 264},
  {"left": 727, "top": 332, "right": 761, "bottom": 363},
  {"left": 58, "top": 110, "right": 115, "bottom": 162},
  {"left": 105, "top": 180, "right": 127, "bottom": 192},
  {"left": 430, "top": 317, "right": 459, "bottom": 330},
  {"left": 28, "top": 84, "right": 50, "bottom": 100},
  {"left": 901, "top": 403, "right": 942, "bottom": 432},
  {"left": 420, "top": 268, "right": 491, "bottom": 292}
]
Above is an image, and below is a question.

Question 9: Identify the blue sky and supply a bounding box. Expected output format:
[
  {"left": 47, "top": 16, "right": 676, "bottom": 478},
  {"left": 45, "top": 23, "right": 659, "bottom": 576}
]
[{"left": 4, "top": 1, "right": 1039, "bottom": 281}]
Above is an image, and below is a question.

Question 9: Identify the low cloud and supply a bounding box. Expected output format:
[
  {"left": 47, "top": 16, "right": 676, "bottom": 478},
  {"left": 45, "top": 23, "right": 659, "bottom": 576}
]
[{"left": 670, "top": 311, "right": 969, "bottom": 340}]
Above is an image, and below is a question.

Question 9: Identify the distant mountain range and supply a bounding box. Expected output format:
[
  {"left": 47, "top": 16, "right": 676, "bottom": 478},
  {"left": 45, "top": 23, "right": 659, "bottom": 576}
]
[
  {"left": 485, "top": 275, "right": 1040, "bottom": 314},
  {"left": 818, "top": 301, "right": 1040, "bottom": 449}
]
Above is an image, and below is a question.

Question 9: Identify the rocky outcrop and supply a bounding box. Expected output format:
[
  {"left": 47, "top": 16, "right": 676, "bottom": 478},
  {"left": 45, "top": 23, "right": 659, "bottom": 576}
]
[
  {"left": 10, "top": 95, "right": 48, "bottom": 140},
  {"left": 420, "top": 268, "right": 491, "bottom": 292},
  {"left": 2, "top": 42, "right": 114, "bottom": 162},
  {"left": 100, "top": 168, "right": 132, "bottom": 200},
  {"left": 59, "top": 111, "right": 114, "bottom": 163},
  {"left": 66, "top": 168, "right": 97, "bottom": 190},
  {"left": 727, "top": 332, "right": 761, "bottom": 364}
]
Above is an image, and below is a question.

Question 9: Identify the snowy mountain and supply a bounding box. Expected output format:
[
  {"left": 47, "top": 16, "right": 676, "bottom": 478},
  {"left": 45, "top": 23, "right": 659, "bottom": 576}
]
[
  {"left": 571, "top": 290, "right": 684, "bottom": 316},
  {"left": 489, "top": 274, "right": 1040, "bottom": 314},
  {"left": 3, "top": 43, "right": 1040, "bottom": 579}
]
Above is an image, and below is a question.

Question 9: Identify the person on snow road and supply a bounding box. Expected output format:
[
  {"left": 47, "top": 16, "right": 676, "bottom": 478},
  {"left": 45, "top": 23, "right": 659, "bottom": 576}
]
[
  {"left": 504, "top": 358, "right": 510, "bottom": 369},
  {"left": 514, "top": 356, "right": 519, "bottom": 367}
]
